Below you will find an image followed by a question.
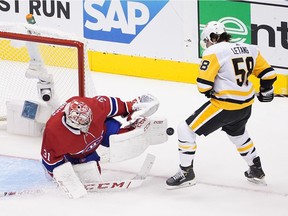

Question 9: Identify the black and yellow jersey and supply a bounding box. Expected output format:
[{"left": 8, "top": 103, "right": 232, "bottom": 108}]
[{"left": 197, "top": 42, "right": 277, "bottom": 110}]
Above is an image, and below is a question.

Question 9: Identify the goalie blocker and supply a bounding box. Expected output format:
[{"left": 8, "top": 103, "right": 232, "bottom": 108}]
[{"left": 106, "top": 116, "right": 168, "bottom": 162}]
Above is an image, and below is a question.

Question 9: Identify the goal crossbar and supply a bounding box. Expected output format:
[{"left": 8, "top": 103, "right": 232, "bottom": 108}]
[{"left": 0, "top": 31, "right": 85, "bottom": 97}]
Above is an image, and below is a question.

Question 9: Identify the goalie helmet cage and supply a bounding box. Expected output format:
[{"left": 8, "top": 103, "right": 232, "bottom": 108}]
[{"left": 0, "top": 23, "right": 96, "bottom": 121}]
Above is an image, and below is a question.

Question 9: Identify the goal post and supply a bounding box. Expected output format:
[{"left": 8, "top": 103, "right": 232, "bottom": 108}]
[
  {"left": 0, "top": 31, "right": 86, "bottom": 97},
  {"left": 0, "top": 22, "right": 97, "bottom": 133}
]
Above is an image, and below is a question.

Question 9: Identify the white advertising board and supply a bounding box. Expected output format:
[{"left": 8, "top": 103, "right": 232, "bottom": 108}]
[
  {"left": 251, "top": 3, "right": 288, "bottom": 72},
  {"left": 0, "top": 0, "right": 198, "bottom": 62},
  {"left": 0, "top": 0, "right": 287, "bottom": 73}
]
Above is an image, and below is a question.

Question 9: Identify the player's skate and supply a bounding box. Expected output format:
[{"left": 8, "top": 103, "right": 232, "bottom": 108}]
[
  {"left": 244, "top": 156, "right": 267, "bottom": 185},
  {"left": 166, "top": 165, "right": 196, "bottom": 189}
]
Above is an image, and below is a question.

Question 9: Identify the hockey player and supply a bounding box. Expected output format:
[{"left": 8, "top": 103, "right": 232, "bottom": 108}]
[
  {"left": 166, "top": 21, "right": 277, "bottom": 189},
  {"left": 41, "top": 93, "right": 161, "bottom": 198}
]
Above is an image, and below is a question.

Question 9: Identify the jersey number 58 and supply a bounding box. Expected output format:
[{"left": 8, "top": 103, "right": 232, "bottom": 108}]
[{"left": 232, "top": 57, "right": 254, "bottom": 87}]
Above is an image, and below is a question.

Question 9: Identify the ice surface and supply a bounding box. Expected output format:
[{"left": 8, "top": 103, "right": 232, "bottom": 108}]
[{"left": 0, "top": 72, "right": 287, "bottom": 215}]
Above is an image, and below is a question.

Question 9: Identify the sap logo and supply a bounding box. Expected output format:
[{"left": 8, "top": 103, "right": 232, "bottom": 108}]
[{"left": 83, "top": 0, "right": 169, "bottom": 43}]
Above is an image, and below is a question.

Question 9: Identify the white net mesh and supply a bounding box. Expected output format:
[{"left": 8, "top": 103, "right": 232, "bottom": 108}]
[{"left": 0, "top": 22, "right": 97, "bottom": 120}]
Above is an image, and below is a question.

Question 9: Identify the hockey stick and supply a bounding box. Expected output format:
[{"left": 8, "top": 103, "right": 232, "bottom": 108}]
[
  {"left": 84, "top": 153, "right": 155, "bottom": 192},
  {"left": 0, "top": 154, "right": 155, "bottom": 197},
  {"left": 275, "top": 94, "right": 288, "bottom": 98}
]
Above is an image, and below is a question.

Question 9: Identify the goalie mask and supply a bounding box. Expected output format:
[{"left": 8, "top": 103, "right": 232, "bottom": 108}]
[
  {"left": 200, "top": 21, "right": 226, "bottom": 49},
  {"left": 64, "top": 100, "right": 92, "bottom": 133}
]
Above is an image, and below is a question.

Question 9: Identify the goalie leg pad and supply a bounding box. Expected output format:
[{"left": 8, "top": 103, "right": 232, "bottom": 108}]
[
  {"left": 53, "top": 162, "right": 87, "bottom": 199},
  {"left": 73, "top": 161, "right": 102, "bottom": 184}
]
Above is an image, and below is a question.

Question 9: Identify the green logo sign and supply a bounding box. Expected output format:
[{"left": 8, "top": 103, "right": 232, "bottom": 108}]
[{"left": 198, "top": 0, "right": 251, "bottom": 55}]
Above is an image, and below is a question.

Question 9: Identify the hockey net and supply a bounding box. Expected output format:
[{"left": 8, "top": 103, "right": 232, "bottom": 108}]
[{"left": 0, "top": 22, "right": 97, "bottom": 122}]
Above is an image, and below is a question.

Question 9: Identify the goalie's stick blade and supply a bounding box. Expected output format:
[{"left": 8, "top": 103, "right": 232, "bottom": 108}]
[
  {"left": 85, "top": 153, "right": 155, "bottom": 192},
  {"left": 84, "top": 179, "right": 143, "bottom": 192}
]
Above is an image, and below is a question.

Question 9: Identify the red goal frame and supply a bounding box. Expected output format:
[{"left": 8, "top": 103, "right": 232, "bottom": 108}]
[{"left": 0, "top": 31, "right": 85, "bottom": 97}]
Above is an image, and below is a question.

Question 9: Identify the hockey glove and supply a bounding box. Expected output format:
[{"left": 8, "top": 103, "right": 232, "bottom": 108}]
[
  {"left": 257, "top": 87, "right": 274, "bottom": 102},
  {"left": 124, "top": 94, "right": 159, "bottom": 121},
  {"left": 204, "top": 89, "right": 215, "bottom": 98},
  {"left": 123, "top": 97, "right": 141, "bottom": 120}
]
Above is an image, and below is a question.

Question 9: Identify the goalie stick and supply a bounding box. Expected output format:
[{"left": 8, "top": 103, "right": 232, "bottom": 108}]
[
  {"left": 84, "top": 153, "right": 155, "bottom": 192},
  {"left": 0, "top": 154, "right": 155, "bottom": 198}
]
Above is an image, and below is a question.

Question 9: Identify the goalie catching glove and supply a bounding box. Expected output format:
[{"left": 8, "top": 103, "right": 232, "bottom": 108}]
[{"left": 125, "top": 94, "right": 159, "bottom": 120}]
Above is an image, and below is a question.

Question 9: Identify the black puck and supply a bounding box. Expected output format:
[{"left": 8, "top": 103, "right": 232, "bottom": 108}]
[{"left": 166, "top": 127, "right": 174, "bottom": 136}]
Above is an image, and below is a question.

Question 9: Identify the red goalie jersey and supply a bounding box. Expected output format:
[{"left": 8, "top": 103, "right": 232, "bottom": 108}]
[{"left": 41, "top": 95, "right": 134, "bottom": 175}]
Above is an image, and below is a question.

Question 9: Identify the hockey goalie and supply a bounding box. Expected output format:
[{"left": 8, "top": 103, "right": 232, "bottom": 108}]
[{"left": 40, "top": 93, "right": 168, "bottom": 198}]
